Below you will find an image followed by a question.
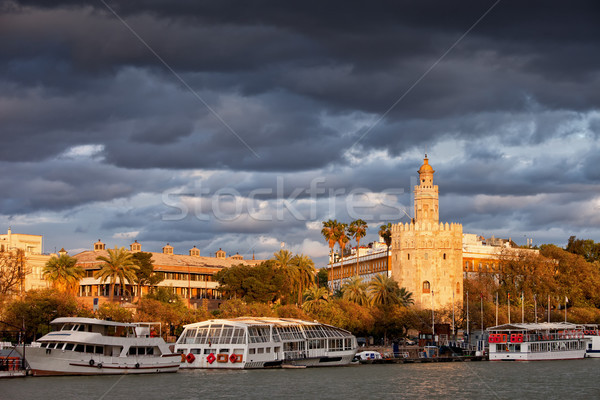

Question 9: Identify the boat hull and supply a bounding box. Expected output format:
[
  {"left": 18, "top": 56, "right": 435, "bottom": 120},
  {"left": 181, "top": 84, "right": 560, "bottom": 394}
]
[{"left": 16, "top": 347, "right": 180, "bottom": 376}]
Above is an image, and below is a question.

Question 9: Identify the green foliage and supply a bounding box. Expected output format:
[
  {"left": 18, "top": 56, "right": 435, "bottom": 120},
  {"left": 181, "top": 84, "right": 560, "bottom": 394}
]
[
  {"left": 316, "top": 268, "right": 328, "bottom": 288},
  {"left": 131, "top": 252, "right": 163, "bottom": 290},
  {"left": 136, "top": 298, "right": 188, "bottom": 339},
  {"left": 144, "top": 287, "right": 185, "bottom": 306},
  {"left": 96, "top": 302, "right": 134, "bottom": 322},
  {"left": 566, "top": 236, "right": 600, "bottom": 263},
  {"left": 2, "top": 289, "right": 80, "bottom": 341},
  {"left": 215, "top": 261, "right": 284, "bottom": 303},
  {"left": 378, "top": 223, "right": 392, "bottom": 250},
  {"left": 341, "top": 276, "right": 370, "bottom": 306},
  {"left": 94, "top": 246, "right": 139, "bottom": 302},
  {"left": 43, "top": 254, "right": 84, "bottom": 293},
  {"left": 219, "top": 299, "right": 275, "bottom": 318},
  {"left": 274, "top": 304, "right": 310, "bottom": 319}
]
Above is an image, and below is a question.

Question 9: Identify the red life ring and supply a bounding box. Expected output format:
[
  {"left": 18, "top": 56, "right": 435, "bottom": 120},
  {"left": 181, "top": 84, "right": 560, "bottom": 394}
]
[
  {"left": 229, "top": 354, "right": 237, "bottom": 363},
  {"left": 186, "top": 353, "right": 196, "bottom": 363},
  {"left": 517, "top": 334, "right": 523, "bottom": 343},
  {"left": 207, "top": 353, "right": 216, "bottom": 364},
  {"left": 216, "top": 354, "right": 228, "bottom": 363}
]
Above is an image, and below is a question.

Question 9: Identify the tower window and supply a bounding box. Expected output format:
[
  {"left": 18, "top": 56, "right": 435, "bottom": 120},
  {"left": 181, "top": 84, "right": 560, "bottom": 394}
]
[
  {"left": 407, "top": 254, "right": 410, "bottom": 260},
  {"left": 423, "top": 281, "right": 430, "bottom": 293},
  {"left": 443, "top": 253, "right": 447, "bottom": 260}
]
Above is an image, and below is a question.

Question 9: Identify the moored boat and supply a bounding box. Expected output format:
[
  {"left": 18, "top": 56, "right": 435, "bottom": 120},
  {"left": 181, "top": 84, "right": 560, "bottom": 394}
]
[
  {"left": 487, "top": 322, "right": 586, "bottom": 361},
  {"left": 175, "top": 317, "right": 358, "bottom": 369},
  {"left": 15, "top": 317, "right": 180, "bottom": 376},
  {"left": 582, "top": 324, "right": 600, "bottom": 358}
]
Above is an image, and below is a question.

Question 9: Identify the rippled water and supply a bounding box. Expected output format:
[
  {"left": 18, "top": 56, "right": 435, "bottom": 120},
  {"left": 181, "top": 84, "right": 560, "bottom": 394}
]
[{"left": 3, "top": 359, "right": 600, "bottom": 400}]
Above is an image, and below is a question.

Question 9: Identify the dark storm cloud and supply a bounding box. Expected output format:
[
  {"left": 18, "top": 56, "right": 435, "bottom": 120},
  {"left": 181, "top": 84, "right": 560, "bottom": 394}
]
[{"left": 2, "top": 0, "right": 600, "bottom": 261}]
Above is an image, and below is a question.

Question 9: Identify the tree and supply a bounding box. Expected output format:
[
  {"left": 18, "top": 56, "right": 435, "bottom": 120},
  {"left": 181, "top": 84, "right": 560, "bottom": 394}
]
[
  {"left": 0, "top": 249, "right": 28, "bottom": 298},
  {"left": 2, "top": 288, "right": 80, "bottom": 342},
  {"left": 131, "top": 252, "right": 163, "bottom": 299},
  {"left": 379, "top": 223, "right": 392, "bottom": 252},
  {"left": 214, "top": 261, "right": 285, "bottom": 303},
  {"left": 341, "top": 276, "right": 369, "bottom": 306},
  {"left": 292, "top": 254, "right": 316, "bottom": 305},
  {"left": 302, "top": 286, "right": 329, "bottom": 313},
  {"left": 566, "top": 236, "right": 600, "bottom": 263},
  {"left": 321, "top": 219, "right": 340, "bottom": 285},
  {"left": 316, "top": 268, "right": 329, "bottom": 288},
  {"left": 94, "top": 246, "right": 139, "bottom": 302},
  {"left": 42, "top": 254, "right": 84, "bottom": 294},
  {"left": 337, "top": 222, "right": 349, "bottom": 269},
  {"left": 348, "top": 219, "right": 368, "bottom": 276},
  {"left": 368, "top": 274, "right": 401, "bottom": 307}
]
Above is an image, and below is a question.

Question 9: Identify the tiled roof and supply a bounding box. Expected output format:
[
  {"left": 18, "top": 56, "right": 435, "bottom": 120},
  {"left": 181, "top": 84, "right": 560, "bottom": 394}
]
[{"left": 74, "top": 250, "right": 264, "bottom": 271}]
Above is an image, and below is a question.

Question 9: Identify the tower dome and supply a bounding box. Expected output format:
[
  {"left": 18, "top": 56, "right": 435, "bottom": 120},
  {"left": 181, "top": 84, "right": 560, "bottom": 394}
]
[{"left": 418, "top": 155, "right": 435, "bottom": 174}]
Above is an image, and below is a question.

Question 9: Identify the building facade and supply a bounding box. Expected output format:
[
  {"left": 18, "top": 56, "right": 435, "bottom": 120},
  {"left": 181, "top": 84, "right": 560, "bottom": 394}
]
[
  {"left": 390, "top": 157, "right": 463, "bottom": 309},
  {"left": 74, "top": 240, "right": 263, "bottom": 309},
  {"left": 0, "top": 228, "right": 53, "bottom": 294}
]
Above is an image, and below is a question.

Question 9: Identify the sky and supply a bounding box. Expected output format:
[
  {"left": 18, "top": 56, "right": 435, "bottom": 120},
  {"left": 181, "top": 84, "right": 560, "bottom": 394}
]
[{"left": 1, "top": 0, "right": 600, "bottom": 266}]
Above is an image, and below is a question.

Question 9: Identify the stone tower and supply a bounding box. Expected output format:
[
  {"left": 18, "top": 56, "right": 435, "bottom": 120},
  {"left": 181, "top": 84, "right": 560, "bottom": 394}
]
[{"left": 390, "top": 156, "right": 463, "bottom": 310}]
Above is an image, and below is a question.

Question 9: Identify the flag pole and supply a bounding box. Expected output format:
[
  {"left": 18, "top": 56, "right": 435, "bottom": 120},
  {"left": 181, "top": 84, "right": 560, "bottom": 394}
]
[
  {"left": 452, "top": 287, "right": 455, "bottom": 338},
  {"left": 534, "top": 294, "right": 537, "bottom": 323},
  {"left": 564, "top": 296, "right": 568, "bottom": 323},
  {"left": 431, "top": 290, "right": 435, "bottom": 344},
  {"left": 495, "top": 292, "right": 498, "bottom": 326},
  {"left": 521, "top": 291, "right": 524, "bottom": 323},
  {"left": 480, "top": 293, "right": 484, "bottom": 335},
  {"left": 548, "top": 294, "right": 551, "bottom": 322},
  {"left": 466, "top": 291, "right": 470, "bottom": 340},
  {"left": 508, "top": 293, "right": 511, "bottom": 324}
]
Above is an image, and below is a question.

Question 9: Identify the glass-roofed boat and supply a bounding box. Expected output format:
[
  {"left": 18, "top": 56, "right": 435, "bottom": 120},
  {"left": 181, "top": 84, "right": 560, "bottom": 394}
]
[{"left": 174, "top": 317, "right": 358, "bottom": 369}]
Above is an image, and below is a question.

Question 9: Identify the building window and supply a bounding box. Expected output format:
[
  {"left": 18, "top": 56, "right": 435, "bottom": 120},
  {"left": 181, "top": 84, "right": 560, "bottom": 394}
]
[
  {"left": 443, "top": 253, "right": 446, "bottom": 260},
  {"left": 407, "top": 254, "right": 410, "bottom": 261},
  {"left": 424, "top": 253, "right": 428, "bottom": 260},
  {"left": 422, "top": 281, "right": 430, "bottom": 294}
]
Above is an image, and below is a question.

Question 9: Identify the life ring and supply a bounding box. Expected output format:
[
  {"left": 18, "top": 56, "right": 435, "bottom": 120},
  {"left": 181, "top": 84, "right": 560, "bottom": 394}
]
[
  {"left": 135, "top": 363, "right": 140, "bottom": 369},
  {"left": 229, "top": 354, "right": 242, "bottom": 363},
  {"left": 97, "top": 363, "right": 103, "bottom": 369},
  {"left": 89, "top": 359, "right": 95, "bottom": 366},
  {"left": 186, "top": 353, "right": 196, "bottom": 363},
  {"left": 207, "top": 353, "right": 216, "bottom": 364},
  {"left": 181, "top": 353, "right": 186, "bottom": 363},
  {"left": 585, "top": 330, "right": 590, "bottom": 335},
  {"left": 216, "top": 354, "right": 228, "bottom": 363}
]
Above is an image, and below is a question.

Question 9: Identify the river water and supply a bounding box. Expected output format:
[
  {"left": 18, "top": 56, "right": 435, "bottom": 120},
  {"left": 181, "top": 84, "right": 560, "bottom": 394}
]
[{"left": 3, "top": 359, "right": 600, "bottom": 400}]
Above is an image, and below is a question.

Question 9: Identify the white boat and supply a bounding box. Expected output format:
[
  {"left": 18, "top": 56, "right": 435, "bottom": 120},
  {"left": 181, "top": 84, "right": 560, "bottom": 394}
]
[
  {"left": 582, "top": 324, "right": 600, "bottom": 358},
  {"left": 175, "top": 317, "right": 358, "bottom": 369},
  {"left": 15, "top": 317, "right": 180, "bottom": 376},
  {"left": 487, "top": 322, "right": 586, "bottom": 361}
]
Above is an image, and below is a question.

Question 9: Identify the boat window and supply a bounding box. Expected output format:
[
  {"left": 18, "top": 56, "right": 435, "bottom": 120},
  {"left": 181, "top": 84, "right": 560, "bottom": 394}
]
[
  {"left": 74, "top": 344, "right": 84, "bottom": 352},
  {"left": 40, "top": 342, "right": 48, "bottom": 348},
  {"left": 191, "top": 349, "right": 202, "bottom": 354},
  {"left": 274, "top": 347, "right": 280, "bottom": 353},
  {"left": 266, "top": 347, "right": 271, "bottom": 353},
  {"left": 203, "top": 349, "right": 213, "bottom": 355},
  {"left": 64, "top": 343, "right": 74, "bottom": 351},
  {"left": 95, "top": 346, "right": 103, "bottom": 354},
  {"left": 220, "top": 327, "right": 234, "bottom": 344},
  {"left": 257, "top": 348, "right": 264, "bottom": 354},
  {"left": 248, "top": 327, "right": 270, "bottom": 343},
  {"left": 219, "top": 349, "right": 230, "bottom": 353},
  {"left": 231, "top": 328, "right": 245, "bottom": 344},
  {"left": 248, "top": 348, "right": 256, "bottom": 354},
  {"left": 47, "top": 342, "right": 57, "bottom": 349},
  {"left": 180, "top": 328, "right": 197, "bottom": 344},
  {"left": 196, "top": 328, "right": 209, "bottom": 344},
  {"left": 61, "top": 324, "right": 74, "bottom": 331},
  {"left": 208, "top": 325, "right": 223, "bottom": 345},
  {"left": 77, "top": 325, "right": 86, "bottom": 331},
  {"left": 85, "top": 345, "right": 94, "bottom": 353}
]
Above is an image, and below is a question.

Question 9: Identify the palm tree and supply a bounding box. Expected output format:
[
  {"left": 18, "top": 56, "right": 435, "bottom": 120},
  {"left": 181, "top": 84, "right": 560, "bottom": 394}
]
[
  {"left": 397, "top": 287, "right": 415, "bottom": 307},
  {"left": 302, "top": 286, "right": 329, "bottom": 313},
  {"left": 349, "top": 219, "right": 368, "bottom": 276},
  {"left": 273, "top": 249, "right": 298, "bottom": 304},
  {"left": 43, "top": 254, "right": 84, "bottom": 294},
  {"left": 95, "top": 246, "right": 139, "bottom": 302},
  {"left": 368, "top": 274, "right": 401, "bottom": 307},
  {"left": 321, "top": 219, "right": 340, "bottom": 284},
  {"left": 337, "top": 222, "right": 349, "bottom": 274},
  {"left": 292, "top": 254, "right": 316, "bottom": 305},
  {"left": 379, "top": 223, "right": 393, "bottom": 253},
  {"left": 341, "top": 276, "right": 370, "bottom": 306}
]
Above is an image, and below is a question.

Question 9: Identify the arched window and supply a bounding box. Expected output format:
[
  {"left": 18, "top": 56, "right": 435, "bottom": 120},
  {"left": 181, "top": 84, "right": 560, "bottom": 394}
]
[
  {"left": 407, "top": 253, "right": 411, "bottom": 260},
  {"left": 443, "top": 253, "right": 447, "bottom": 260},
  {"left": 456, "top": 282, "right": 460, "bottom": 294},
  {"left": 423, "top": 281, "right": 431, "bottom": 293}
]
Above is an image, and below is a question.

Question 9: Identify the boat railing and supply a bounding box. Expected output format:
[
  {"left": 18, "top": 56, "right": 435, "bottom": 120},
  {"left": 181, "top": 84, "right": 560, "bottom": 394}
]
[{"left": 284, "top": 350, "right": 306, "bottom": 360}]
